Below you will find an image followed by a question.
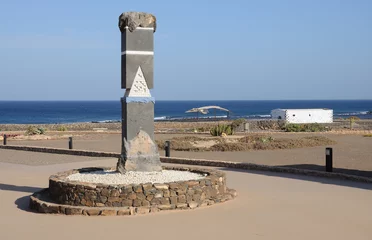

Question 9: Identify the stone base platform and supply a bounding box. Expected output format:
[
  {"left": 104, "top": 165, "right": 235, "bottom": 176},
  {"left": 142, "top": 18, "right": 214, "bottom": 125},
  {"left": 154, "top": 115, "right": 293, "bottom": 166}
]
[{"left": 29, "top": 166, "right": 237, "bottom": 216}]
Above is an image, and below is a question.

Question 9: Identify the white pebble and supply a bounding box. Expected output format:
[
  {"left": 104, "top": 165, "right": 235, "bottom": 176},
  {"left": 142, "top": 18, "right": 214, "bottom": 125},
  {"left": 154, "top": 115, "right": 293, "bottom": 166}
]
[{"left": 67, "top": 170, "right": 205, "bottom": 185}]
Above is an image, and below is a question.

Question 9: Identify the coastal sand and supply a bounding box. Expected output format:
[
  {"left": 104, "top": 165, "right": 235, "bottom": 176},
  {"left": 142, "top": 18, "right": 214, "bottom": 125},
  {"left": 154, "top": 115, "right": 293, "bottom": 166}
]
[{"left": 1, "top": 152, "right": 372, "bottom": 240}]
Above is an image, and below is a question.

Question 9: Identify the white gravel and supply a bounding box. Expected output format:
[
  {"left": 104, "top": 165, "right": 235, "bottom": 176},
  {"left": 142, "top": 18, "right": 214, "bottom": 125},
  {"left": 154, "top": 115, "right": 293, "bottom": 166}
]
[{"left": 67, "top": 170, "right": 206, "bottom": 185}]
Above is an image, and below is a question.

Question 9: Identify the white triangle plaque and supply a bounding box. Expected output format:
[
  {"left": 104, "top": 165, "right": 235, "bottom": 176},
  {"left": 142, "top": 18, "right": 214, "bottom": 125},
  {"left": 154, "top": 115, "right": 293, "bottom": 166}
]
[{"left": 127, "top": 66, "right": 151, "bottom": 97}]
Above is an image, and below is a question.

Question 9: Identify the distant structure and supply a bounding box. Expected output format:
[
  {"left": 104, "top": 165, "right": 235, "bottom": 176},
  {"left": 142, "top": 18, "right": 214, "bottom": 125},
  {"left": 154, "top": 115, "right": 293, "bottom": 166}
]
[{"left": 271, "top": 109, "right": 333, "bottom": 123}]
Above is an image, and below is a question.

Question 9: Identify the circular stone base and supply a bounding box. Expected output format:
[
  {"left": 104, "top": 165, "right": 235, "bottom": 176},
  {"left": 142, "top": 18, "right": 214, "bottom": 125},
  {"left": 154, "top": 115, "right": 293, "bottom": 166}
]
[{"left": 29, "top": 166, "right": 237, "bottom": 216}]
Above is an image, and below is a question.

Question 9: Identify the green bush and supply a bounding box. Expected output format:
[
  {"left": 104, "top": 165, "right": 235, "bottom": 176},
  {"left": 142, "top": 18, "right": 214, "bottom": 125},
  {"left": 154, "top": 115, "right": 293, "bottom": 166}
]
[
  {"left": 57, "top": 126, "right": 67, "bottom": 131},
  {"left": 283, "top": 123, "right": 327, "bottom": 132},
  {"left": 210, "top": 124, "right": 234, "bottom": 136},
  {"left": 26, "top": 126, "right": 46, "bottom": 135},
  {"left": 231, "top": 118, "right": 246, "bottom": 130}
]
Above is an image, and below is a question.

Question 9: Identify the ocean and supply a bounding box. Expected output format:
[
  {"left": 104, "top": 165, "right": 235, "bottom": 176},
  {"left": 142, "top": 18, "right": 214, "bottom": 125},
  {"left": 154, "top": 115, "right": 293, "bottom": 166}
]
[{"left": 0, "top": 100, "right": 371, "bottom": 124}]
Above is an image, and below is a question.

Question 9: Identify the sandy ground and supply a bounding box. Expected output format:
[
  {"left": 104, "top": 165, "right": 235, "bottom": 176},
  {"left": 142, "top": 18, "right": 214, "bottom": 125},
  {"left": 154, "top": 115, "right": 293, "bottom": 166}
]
[
  {"left": 3, "top": 132, "right": 372, "bottom": 178},
  {"left": 0, "top": 151, "right": 372, "bottom": 240}
]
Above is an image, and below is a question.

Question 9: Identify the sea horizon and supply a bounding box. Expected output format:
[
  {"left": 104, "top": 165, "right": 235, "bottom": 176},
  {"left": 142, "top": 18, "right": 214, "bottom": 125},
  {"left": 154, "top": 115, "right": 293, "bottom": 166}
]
[{"left": 0, "top": 99, "right": 371, "bottom": 124}]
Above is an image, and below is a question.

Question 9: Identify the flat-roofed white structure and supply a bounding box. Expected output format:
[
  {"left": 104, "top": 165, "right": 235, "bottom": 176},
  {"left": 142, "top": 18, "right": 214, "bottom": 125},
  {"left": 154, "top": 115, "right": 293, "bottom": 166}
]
[{"left": 271, "top": 109, "right": 333, "bottom": 123}]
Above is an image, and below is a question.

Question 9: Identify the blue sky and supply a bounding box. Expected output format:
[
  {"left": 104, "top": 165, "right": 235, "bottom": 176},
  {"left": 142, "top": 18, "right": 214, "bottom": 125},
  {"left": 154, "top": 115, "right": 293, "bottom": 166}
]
[{"left": 0, "top": 0, "right": 371, "bottom": 100}]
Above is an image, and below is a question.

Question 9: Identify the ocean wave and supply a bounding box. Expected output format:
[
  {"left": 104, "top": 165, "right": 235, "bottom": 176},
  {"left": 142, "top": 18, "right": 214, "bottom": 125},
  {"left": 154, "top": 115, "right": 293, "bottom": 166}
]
[
  {"left": 335, "top": 111, "right": 368, "bottom": 116},
  {"left": 154, "top": 116, "right": 167, "bottom": 120},
  {"left": 91, "top": 120, "right": 120, "bottom": 123}
]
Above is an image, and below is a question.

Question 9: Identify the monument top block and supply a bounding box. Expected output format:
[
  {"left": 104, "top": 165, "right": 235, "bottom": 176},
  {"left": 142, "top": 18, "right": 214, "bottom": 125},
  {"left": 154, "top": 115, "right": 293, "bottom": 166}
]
[{"left": 118, "top": 12, "right": 157, "bottom": 33}]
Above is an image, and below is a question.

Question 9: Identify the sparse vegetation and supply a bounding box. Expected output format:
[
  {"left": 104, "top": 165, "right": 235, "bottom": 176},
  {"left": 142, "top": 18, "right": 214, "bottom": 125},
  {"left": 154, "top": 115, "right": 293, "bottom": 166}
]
[
  {"left": 210, "top": 124, "right": 234, "bottom": 136},
  {"left": 257, "top": 120, "right": 286, "bottom": 130},
  {"left": 348, "top": 116, "right": 360, "bottom": 129},
  {"left": 363, "top": 134, "right": 372, "bottom": 137},
  {"left": 283, "top": 123, "right": 328, "bottom": 132},
  {"left": 231, "top": 118, "right": 246, "bottom": 130},
  {"left": 25, "top": 126, "right": 46, "bottom": 135},
  {"left": 57, "top": 125, "right": 67, "bottom": 131},
  {"left": 156, "top": 134, "right": 335, "bottom": 152}
]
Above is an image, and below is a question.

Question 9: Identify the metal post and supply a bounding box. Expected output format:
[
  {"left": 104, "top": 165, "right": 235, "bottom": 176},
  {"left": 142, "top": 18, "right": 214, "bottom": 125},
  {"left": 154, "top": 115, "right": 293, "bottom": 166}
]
[
  {"left": 3, "top": 134, "right": 7, "bottom": 145},
  {"left": 69, "top": 137, "right": 73, "bottom": 150},
  {"left": 165, "top": 141, "right": 170, "bottom": 157},
  {"left": 326, "top": 147, "right": 333, "bottom": 172}
]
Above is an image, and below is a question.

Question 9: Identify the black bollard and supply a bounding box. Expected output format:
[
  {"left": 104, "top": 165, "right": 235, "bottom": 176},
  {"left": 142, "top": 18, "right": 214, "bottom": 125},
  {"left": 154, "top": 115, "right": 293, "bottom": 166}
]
[
  {"left": 325, "top": 147, "right": 333, "bottom": 172},
  {"left": 69, "top": 137, "right": 73, "bottom": 149},
  {"left": 165, "top": 141, "right": 170, "bottom": 157},
  {"left": 3, "top": 134, "right": 7, "bottom": 145}
]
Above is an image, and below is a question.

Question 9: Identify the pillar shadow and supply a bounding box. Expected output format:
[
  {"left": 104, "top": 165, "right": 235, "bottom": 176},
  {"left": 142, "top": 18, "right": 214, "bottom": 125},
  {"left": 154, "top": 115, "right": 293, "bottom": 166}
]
[
  {"left": 0, "top": 183, "right": 42, "bottom": 193},
  {"left": 15, "top": 195, "right": 36, "bottom": 212},
  {"left": 221, "top": 167, "right": 372, "bottom": 191}
]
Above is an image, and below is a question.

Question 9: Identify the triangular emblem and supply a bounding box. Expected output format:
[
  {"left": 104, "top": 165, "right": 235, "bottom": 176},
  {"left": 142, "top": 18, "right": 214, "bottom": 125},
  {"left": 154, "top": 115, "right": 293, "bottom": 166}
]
[{"left": 127, "top": 66, "right": 151, "bottom": 97}]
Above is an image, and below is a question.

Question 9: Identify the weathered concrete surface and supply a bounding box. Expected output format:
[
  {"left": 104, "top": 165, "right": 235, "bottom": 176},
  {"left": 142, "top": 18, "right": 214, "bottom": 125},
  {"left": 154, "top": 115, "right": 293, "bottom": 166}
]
[
  {"left": 118, "top": 12, "right": 156, "bottom": 32},
  {"left": 121, "top": 99, "right": 154, "bottom": 143},
  {"left": 117, "top": 130, "right": 162, "bottom": 173}
]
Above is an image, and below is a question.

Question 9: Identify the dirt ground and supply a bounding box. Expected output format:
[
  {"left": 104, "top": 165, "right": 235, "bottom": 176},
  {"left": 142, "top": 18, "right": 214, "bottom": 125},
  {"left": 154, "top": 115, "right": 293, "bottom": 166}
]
[
  {"left": 0, "top": 153, "right": 372, "bottom": 240},
  {"left": 2, "top": 132, "right": 372, "bottom": 178}
]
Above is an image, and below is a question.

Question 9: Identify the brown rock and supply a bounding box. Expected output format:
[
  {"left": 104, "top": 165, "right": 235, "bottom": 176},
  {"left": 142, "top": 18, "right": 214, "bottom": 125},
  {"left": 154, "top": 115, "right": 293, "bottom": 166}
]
[
  {"left": 176, "top": 203, "right": 188, "bottom": 209},
  {"left": 86, "top": 200, "right": 94, "bottom": 207},
  {"left": 108, "top": 197, "right": 120, "bottom": 203},
  {"left": 170, "top": 190, "right": 177, "bottom": 197},
  {"left": 118, "top": 12, "right": 157, "bottom": 33},
  {"left": 96, "top": 203, "right": 105, "bottom": 207},
  {"left": 154, "top": 192, "right": 163, "bottom": 198},
  {"left": 158, "top": 205, "right": 175, "bottom": 210},
  {"left": 136, "top": 193, "right": 146, "bottom": 201},
  {"left": 188, "top": 202, "right": 198, "bottom": 209},
  {"left": 150, "top": 207, "right": 160, "bottom": 213},
  {"left": 163, "top": 190, "right": 170, "bottom": 198},
  {"left": 111, "top": 189, "right": 120, "bottom": 197},
  {"left": 146, "top": 194, "right": 154, "bottom": 201},
  {"left": 128, "top": 193, "right": 137, "bottom": 200},
  {"left": 101, "top": 209, "right": 117, "bottom": 216},
  {"left": 186, "top": 181, "right": 199, "bottom": 187},
  {"left": 117, "top": 209, "right": 131, "bottom": 216},
  {"left": 142, "top": 200, "right": 150, "bottom": 207},
  {"left": 169, "top": 183, "right": 180, "bottom": 189},
  {"left": 178, "top": 195, "right": 186, "bottom": 203},
  {"left": 161, "top": 198, "right": 170, "bottom": 205},
  {"left": 133, "top": 185, "right": 143, "bottom": 193},
  {"left": 65, "top": 208, "right": 82, "bottom": 215},
  {"left": 170, "top": 196, "right": 178, "bottom": 205},
  {"left": 154, "top": 183, "right": 169, "bottom": 190},
  {"left": 101, "top": 188, "right": 110, "bottom": 197},
  {"left": 121, "top": 199, "right": 133, "bottom": 207},
  {"left": 133, "top": 199, "right": 142, "bottom": 207},
  {"left": 86, "top": 209, "right": 101, "bottom": 216},
  {"left": 136, "top": 207, "right": 150, "bottom": 214},
  {"left": 142, "top": 183, "right": 153, "bottom": 192}
]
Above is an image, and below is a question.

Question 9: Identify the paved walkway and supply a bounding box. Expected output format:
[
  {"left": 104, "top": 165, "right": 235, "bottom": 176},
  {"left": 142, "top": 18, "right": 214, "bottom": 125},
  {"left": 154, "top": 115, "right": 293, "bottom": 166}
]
[{"left": 0, "top": 151, "right": 372, "bottom": 240}]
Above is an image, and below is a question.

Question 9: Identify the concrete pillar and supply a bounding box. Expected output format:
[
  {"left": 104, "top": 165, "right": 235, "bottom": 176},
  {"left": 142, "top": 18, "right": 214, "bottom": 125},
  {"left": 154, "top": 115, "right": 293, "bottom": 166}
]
[{"left": 117, "top": 12, "right": 161, "bottom": 173}]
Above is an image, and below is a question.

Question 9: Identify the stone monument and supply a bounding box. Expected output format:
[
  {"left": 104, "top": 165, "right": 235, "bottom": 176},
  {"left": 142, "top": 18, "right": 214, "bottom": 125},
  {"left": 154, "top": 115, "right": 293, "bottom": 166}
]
[{"left": 116, "top": 12, "right": 162, "bottom": 173}]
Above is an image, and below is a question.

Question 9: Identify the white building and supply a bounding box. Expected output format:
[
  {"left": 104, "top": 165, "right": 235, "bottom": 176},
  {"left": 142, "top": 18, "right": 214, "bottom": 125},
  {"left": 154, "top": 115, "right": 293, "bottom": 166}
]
[{"left": 271, "top": 109, "right": 333, "bottom": 123}]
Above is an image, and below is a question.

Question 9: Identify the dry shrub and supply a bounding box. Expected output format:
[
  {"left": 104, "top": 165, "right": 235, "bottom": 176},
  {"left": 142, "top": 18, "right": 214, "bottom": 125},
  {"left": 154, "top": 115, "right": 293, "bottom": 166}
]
[
  {"left": 172, "top": 136, "right": 206, "bottom": 142},
  {"left": 157, "top": 135, "right": 335, "bottom": 152},
  {"left": 209, "top": 143, "right": 249, "bottom": 151},
  {"left": 257, "top": 120, "right": 285, "bottom": 130},
  {"left": 238, "top": 134, "right": 273, "bottom": 143},
  {"left": 155, "top": 139, "right": 207, "bottom": 152}
]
